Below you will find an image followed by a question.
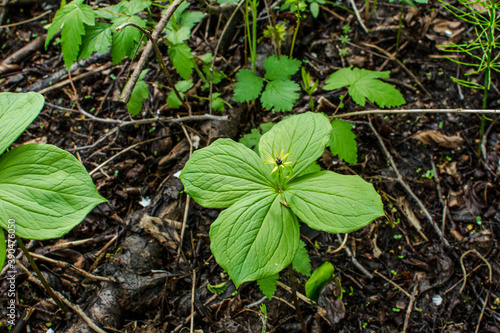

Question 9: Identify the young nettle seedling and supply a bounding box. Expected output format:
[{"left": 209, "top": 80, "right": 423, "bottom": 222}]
[{"left": 180, "top": 112, "right": 383, "bottom": 287}]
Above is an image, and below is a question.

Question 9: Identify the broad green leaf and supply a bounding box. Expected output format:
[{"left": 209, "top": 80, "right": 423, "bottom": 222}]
[
  {"left": 168, "top": 43, "right": 195, "bottom": 80},
  {"left": 296, "top": 162, "right": 322, "bottom": 177},
  {"left": 0, "top": 231, "right": 5, "bottom": 270},
  {"left": 180, "top": 11, "right": 205, "bottom": 31},
  {"left": 0, "top": 92, "right": 44, "bottom": 156},
  {"left": 284, "top": 171, "right": 384, "bottom": 233},
  {"left": 264, "top": 55, "right": 301, "bottom": 81},
  {"left": 259, "top": 112, "right": 331, "bottom": 180},
  {"left": 0, "top": 144, "right": 107, "bottom": 240},
  {"left": 210, "top": 191, "right": 299, "bottom": 287},
  {"left": 261, "top": 80, "right": 300, "bottom": 112},
  {"left": 111, "top": 15, "right": 146, "bottom": 64},
  {"left": 211, "top": 93, "right": 225, "bottom": 113},
  {"left": 180, "top": 139, "right": 273, "bottom": 208},
  {"left": 323, "top": 67, "right": 406, "bottom": 108},
  {"left": 79, "top": 22, "right": 112, "bottom": 59},
  {"left": 46, "top": 0, "right": 96, "bottom": 69},
  {"left": 292, "top": 240, "right": 311, "bottom": 276},
  {"left": 330, "top": 119, "right": 357, "bottom": 164},
  {"left": 126, "top": 70, "right": 149, "bottom": 116},
  {"left": 305, "top": 261, "right": 334, "bottom": 302},
  {"left": 167, "top": 80, "right": 193, "bottom": 108},
  {"left": 260, "top": 122, "right": 275, "bottom": 133},
  {"left": 257, "top": 274, "right": 279, "bottom": 300},
  {"left": 167, "top": 26, "right": 191, "bottom": 44},
  {"left": 233, "top": 69, "right": 264, "bottom": 102}
]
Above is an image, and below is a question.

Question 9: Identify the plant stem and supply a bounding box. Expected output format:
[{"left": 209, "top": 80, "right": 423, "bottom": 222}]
[
  {"left": 288, "top": 265, "right": 307, "bottom": 333},
  {"left": 290, "top": 15, "right": 300, "bottom": 58},
  {"left": 16, "top": 236, "right": 69, "bottom": 313},
  {"left": 396, "top": 1, "right": 404, "bottom": 55}
]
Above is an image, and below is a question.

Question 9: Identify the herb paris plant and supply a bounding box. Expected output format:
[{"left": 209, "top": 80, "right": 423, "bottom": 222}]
[{"left": 180, "top": 112, "right": 383, "bottom": 286}]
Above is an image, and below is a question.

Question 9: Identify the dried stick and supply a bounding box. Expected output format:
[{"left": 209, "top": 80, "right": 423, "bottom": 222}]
[
  {"left": 114, "top": 22, "right": 187, "bottom": 111},
  {"left": 15, "top": 259, "right": 107, "bottom": 333},
  {"left": 403, "top": 285, "right": 418, "bottom": 333},
  {"left": 120, "top": 0, "right": 186, "bottom": 104},
  {"left": 367, "top": 116, "right": 450, "bottom": 246},
  {"left": 178, "top": 119, "right": 193, "bottom": 255},
  {"left": 337, "top": 234, "right": 373, "bottom": 279},
  {"left": 330, "top": 233, "right": 348, "bottom": 254},
  {"left": 0, "top": 10, "right": 50, "bottom": 28},
  {"left": 332, "top": 108, "right": 500, "bottom": 119},
  {"left": 349, "top": 0, "right": 368, "bottom": 33}
]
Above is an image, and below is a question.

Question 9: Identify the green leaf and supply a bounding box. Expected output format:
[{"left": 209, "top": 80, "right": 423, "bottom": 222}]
[
  {"left": 0, "top": 144, "right": 107, "bottom": 240},
  {"left": 292, "top": 240, "right": 311, "bottom": 276},
  {"left": 310, "top": 2, "right": 320, "bottom": 18},
  {"left": 122, "top": 0, "right": 151, "bottom": 15},
  {"left": 260, "top": 122, "right": 275, "bottom": 134},
  {"left": 297, "top": 162, "right": 322, "bottom": 177},
  {"left": 46, "top": 0, "right": 96, "bottom": 69},
  {"left": 330, "top": 119, "right": 357, "bottom": 164},
  {"left": 212, "top": 93, "right": 225, "bottom": 113},
  {"left": 167, "top": 80, "right": 193, "bottom": 109},
  {"left": 168, "top": 43, "right": 195, "bottom": 80},
  {"left": 261, "top": 80, "right": 300, "bottom": 112},
  {"left": 210, "top": 191, "right": 300, "bottom": 287},
  {"left": 207, "top": 282, "right": 227, "bottom": 294},
  {"left": 283, "top": 171, "right": 384, "bottom": 233},
  {"left": 180, "top": 139, "right": 273, "bottom": 208},
  {"left": 0, "top": 92, "right": 44, "bottom": 156},
  {"left": 259, "top": 112, "right": 331, "bottom": 180},
  {"left": 257, "top": 274, "right": 279, "bottom": 300},
  {"left": 305, "top": 261, "right": 334, "bottom": 302},
  {"left": 233, "top": 69, "right": 264, "bottom": 102},
  {"left": 180, "top": 11, "right": 205, "bottom": 31},
  {"left": 111, "top": 15, "right": 146, "bottom": 64},
  {"left": 323, "top": 67, "right": 406, "bottom": 108},
  {"left": 167, "top": 26, "right": 191, "bottom": 44},
  {"left": 264, "top": 55, "right": 301, "bottom": 81},
  {"left": 239, "top": 129, "right": 262, "bottom": 149},
  {"left": 79, "top": 22, "right": 112, "bottom": 59},
  {"left": 126, "top": 70, "right": 149, "bottom": 116},
  {"left": 0, "top": 231, "right": 5, "bottom": 270}
]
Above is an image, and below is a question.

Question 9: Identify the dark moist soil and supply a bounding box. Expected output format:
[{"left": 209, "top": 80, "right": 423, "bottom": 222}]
[{"left": 1, "top": 0, "right": 499, "bottom": 332}]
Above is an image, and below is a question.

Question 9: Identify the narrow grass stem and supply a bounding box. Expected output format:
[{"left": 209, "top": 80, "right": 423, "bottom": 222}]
[
  {"left": 16, "top": 236, "right": 69, "bottom": 313},
  {"left": 288, "top": 265, "right": 307, "bottom": 333}
]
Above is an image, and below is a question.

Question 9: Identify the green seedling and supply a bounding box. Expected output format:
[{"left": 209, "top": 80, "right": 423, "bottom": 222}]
[
  {"left": 301, "top": 67, "right": 319, "bottom": 112},
  {"left": 207, "top": 282, "right": 227, "bottom": 295},
  {"left": 0, "top": 92, "right": 106, "bottom": 309},
  {"left": 305, "top": 261, "right": 335, "bottom": 302},
  {"left": 180, "top": 112, "right": 383, "bottom": 287},
  {"left": 323, "top": 67, "right": 406, "bottom": 108},
  {"left": 234, "top": 55, "right": 301, "bottom": 112}
]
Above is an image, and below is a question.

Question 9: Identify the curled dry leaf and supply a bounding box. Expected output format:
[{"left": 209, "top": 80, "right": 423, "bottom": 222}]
[{"left": 412, "top": 130, "right": 463, "bottom": 149}]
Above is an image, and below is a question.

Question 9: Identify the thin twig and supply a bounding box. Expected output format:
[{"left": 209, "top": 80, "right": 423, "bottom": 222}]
[
  {"left": 276, "top": 280, "right": 315, "bottom": 306},
  {"left": 481, "top": 115, "right": 498, "bottom": 160},
  {"left": 0, "top": 10, "right": 51, "bottom": 28},
  {"left": 332, "top": 108, "right": 500, "bottom": 119},
  {"left": 330, "top": 233, "right": 348, "bottom": 254},
  {"left": 367, "top": 116, "right": 450, "bottom": 246},
  {"left": 374, "top": 270, "right": 411, "bottom": 298},
  {"left": 337, "top": 234, "right": 373, "bottom": 279},
  {"left": 349, "top": 0, "right": 368, "bottom": 33},
  {"left": 190, "top": 269, "right": 196, "bottom": 333},
  {"left": 120, "top": 0, "right": 186, "bottom": 103},
  {"left": 115, "top": 22, "right": 187, "bottom": 111},
  {"left": 403, "top": 285, "right": 418, "bottom": 333},
  {"left": 178, "top": 118, "right": 193, "bottom": 255},
  {"left": 288, "top": 265, "right": 308, "bottom": 333}
]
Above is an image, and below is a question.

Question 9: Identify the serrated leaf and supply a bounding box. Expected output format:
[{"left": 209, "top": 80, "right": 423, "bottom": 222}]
[
  {"left": 212, "top": 94, "right": 225, "bottom": 113},
  {"left": 283, "top": 171, "right": 384, "bottom": 233},
  {"left": 257, "top": 274, "right": 279, "bottom": 300},
  {"left": 330, "top": 119, "right": 357, "bottom": 164},
  {"left": 180, "top": 139, "right": 273, "bottom": 208},
  {"left": 126, "top": 70, "right": 149, "bottom": 116},
  {"left": 239, "top": 129, "right": 262, "bottom": 149},
  {"left": 261, "top": 80, "right": 300, "bottom": 112},
  {"left": 264, "top": 55, "right": 301, "bottom": 81},
  {"left": 0, "top": 143, "right": 107, "bottom": 240},
  {"left": 306, "top": 261, "right": 334, "bottom": 302},
  {"left": 323, "top": 67, "right": 406, "bottom": 108},
  {"left": 233, "top": 69, "right": 264, "bottom": 102},
  {"left": 167, "top": 80, "right": 193, "bottom": 108},
  {"left": 180, "top": 11, "right": 205, "bottom": 31},
  {"left": 210, "top": 191, "right": 299, "bottom": 287},
  {"left": 167, "top": 26, "right": 191, "bottom": 44},
  {"left": 259, "top": 112, "right": 331, "bottom": 179},
  {"left": 0, "top": 231, "right": 5, "bottom": 270},
  {"left": 260, "top": 122, "right": 275, "bottom": 133},
  {"left": 79, "top": 22, "right": 112, "bottom": 59},
  {"left": 0, "top": 92, "right": 44, "bottom": 156},
  {"left": 46, "top": 0, "right": 95, "bottom": 69},
  {"left": 111, "top": 15, "right": 146, "bottom": 64},
  {"left": 168, "top": 43, "right": 195, "bottom": 80},
  {"left": 292, "top": 240, "right": 311, "bottom": 276},
  {"left": 123, "top": 0, "right": 151, "bottom": 15}
]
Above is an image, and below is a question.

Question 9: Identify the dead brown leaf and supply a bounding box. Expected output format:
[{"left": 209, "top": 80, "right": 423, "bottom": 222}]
[{"left": 412, "top": 130, "right": 463, "bottom": 149}]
